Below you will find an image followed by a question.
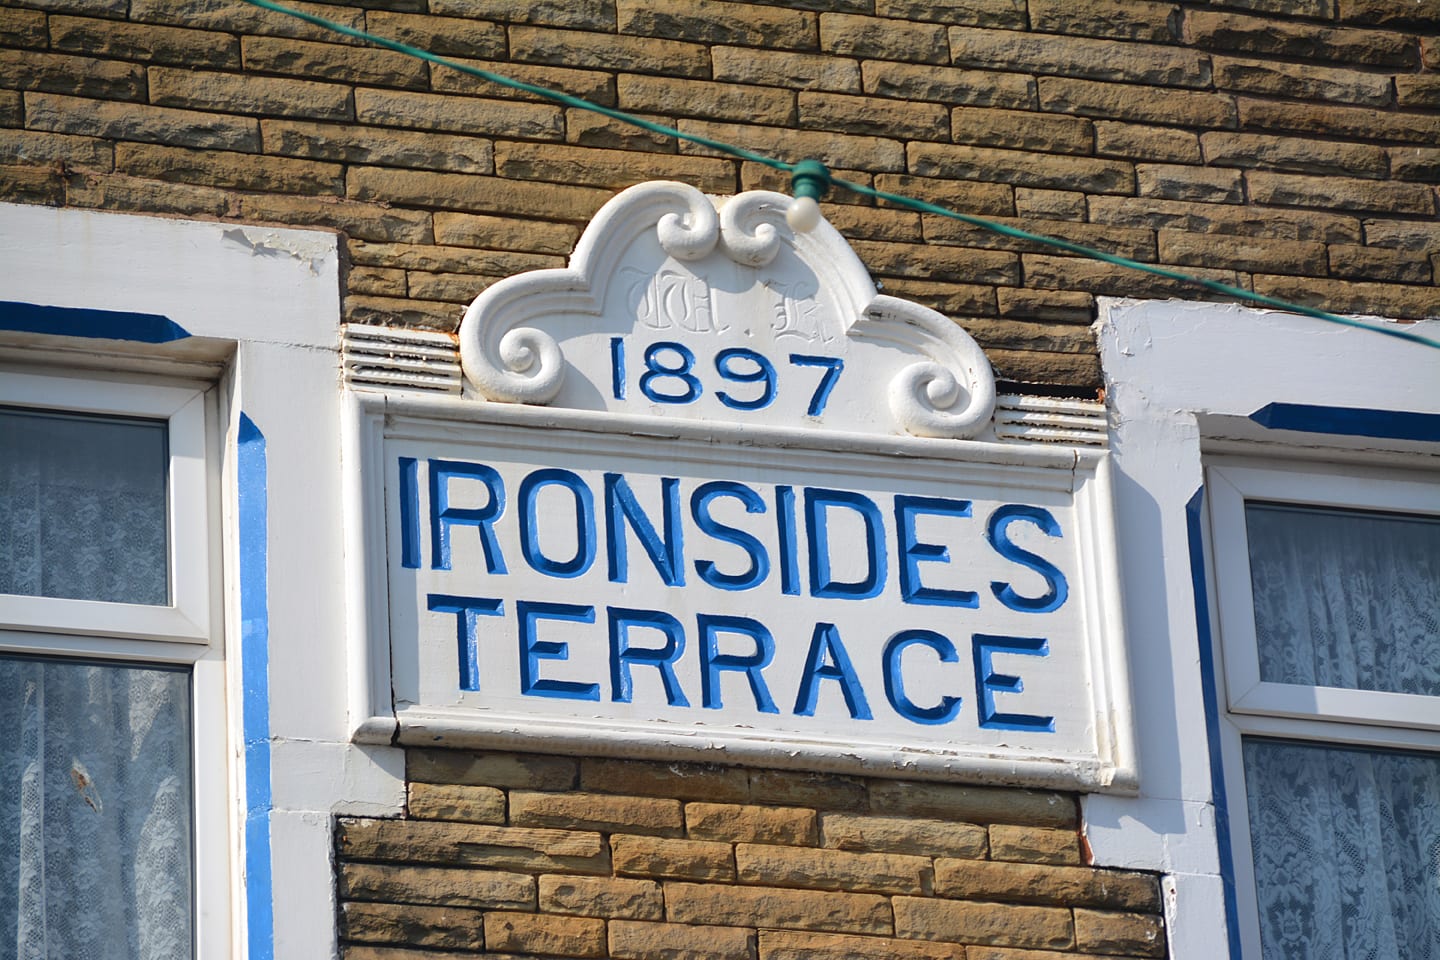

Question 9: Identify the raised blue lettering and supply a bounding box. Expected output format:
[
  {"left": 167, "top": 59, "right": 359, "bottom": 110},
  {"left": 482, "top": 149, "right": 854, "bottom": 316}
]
[
  {"left": 805, "top": 488, "right": 887, "bottom": 600},
  {"left": 605, "top": 473, "right": 684, "bottom": 586},
  {"left": 517, "top": 600, "right": 600, "bottom": 701},
  {"left": 882, "top": 629, "right": 962, "bottom": 725},
  {"left": 793, "top": 622, "right": 872, "bottom": 720},
  {"left": 691, "top": 481, "right": 769, "bottom": 591},
  {"left": 987, "top": 504, "right": 1068, "bottom": 613},
  {"left": 973, "top": 634, "right": 1054, "bottom": 732},
  {"left": 426, "top": 593, "right": 503, "bottom": 692},
  {"left": 607, "top": 607, "right": 689, "bottom": 707},
  {"left": 518, "top": 469, "right": 596, "bottom": 578},
  {"left": 428, "top": 459, "right": 507, "bottom": 573},
  {"left": 895, "top": 495, "right": 978, "bottom": 608},
  {"left": 697, "top": 614, "right": 778, "bottom": 713}
]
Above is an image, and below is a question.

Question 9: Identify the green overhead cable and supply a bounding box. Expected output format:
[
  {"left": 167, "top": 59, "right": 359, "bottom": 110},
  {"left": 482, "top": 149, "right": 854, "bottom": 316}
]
[{"left": 242, "top": 0, "right": 1440, "bottom": 351}]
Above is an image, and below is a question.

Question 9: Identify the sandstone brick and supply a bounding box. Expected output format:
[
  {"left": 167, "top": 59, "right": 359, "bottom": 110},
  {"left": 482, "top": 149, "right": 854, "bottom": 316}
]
[
  {"left": 907, "top": 142, "right": 1134, "bottom": 195},
  {"left": 429, "top": 0, "right": 614, "bottom": 29},
  {"left": 747, "top": 770, "right": 868, "bottom": 811},
  {"left": 1159, "top": 230, "right": 1326, "bottom": 275},
  {"left": 345, "top": 294, "right": 459, "bottom": 331},
  {"left": 821, "top": 812, "right": 986, "bottom": 858},
  {"left": 262, "top": 119, "right": 493, "bottom": 175},
  {"left": 494, "top": 141, "right": 734, "bottom": 194},
  {"left": 737, "top": 843, "right": 931, "bottom": 895},
  {"left": 935, "top": 859, "right": 1160, "bottom": 911},
  {"left": 0, "top": 49, "right": 144, "bottom": 101},
  {"left": 116, "top": 142, "right": 342, "bottom": 194},
  {"left": 611, "top": 919, "right": 756, "bottom": 960},
  {"left": 1186, "top": 9, "right": 1418, "bottom": 68},
  {"left": 348, "top": 168, "right": 612, "bottom": 221},
  {"left": 407, "top": 782, "right": 506, "bottom": 823},
  {"left": 149, "top": 66, "right": 350, "bottom": 121},
  {"left": 1087, "top": 195, "right": 1361, "bottom": 243},
  {"left": 0, "top": 163, "right": 62, "bottom": 205},
  {"left": 965, "top": 949, "right": 1130, "bottom": 960},
  {"left": 340, "top": 901, "right": 485, "bottom": 951},
  {"left": 988, "top": 348, "right": 1101, "bottom": 389},
  {"left": 1138, "top": 163, "right": 1241, "bottom": 203},
  {"left": 1212, "top": 55, "right": 1392, "bottom": 107},
  {"left": 509, "top": 26, "right": 710, "bottom": 79},
  {"left": 950, "top": 106, "right": 1092, "bottom": 154},
  {"left": 801, "top": 92, "right": 947, "bottom": 140},
  {"left": 484, "top": 912, "right": 606, "bottom": 958},
  {"left": 364, "top": 11, "right": 507, "bottom": 59},
  {"left": 620, "top": 75, "right": 794, "bottom": 126},
  {"left": 666, "top": 881, "right": 893, "bottom": 935},
  {"left": 348, "top": 265, "right": 408, "bottom": 297},
  {"left": 430, "top": 58, "right": 616, "bottom": 107},
  {"left": 1039, "top": 77, "right": 1236, "bottom": 129},
  {"left": 963, "top": 319, "right": 1098, "bottom": 355},
  {"left": 814, "top": 203, "right": 923, "bottom": 243},
  {"left": 1022, "top": 253, "right": 1242, "bottom": 301},
  {"left": 1094, "top": 122, "right": 1201, "bottom": 164},
  {"left": 339, "top": 861, "right": 535, "bottom": 910},
  {"left": 894, "top": 896, "right": 1073, "bottom": 949},
  {"left": 876, "top": 0, "right": 1025, "bottom": 27},
  {"left": 712, "top": 46, "right": 860, "bottom": 93},
  {"left": 1201, "top": 131, "right": 1386, "bottom": 179},
  {"left": 1364, "top": 219, "right": 1440, "bottom": 254},
  {"left": 1396, "top": 75, "right": 1440, "bottom": 111},
  {"left": 337, "top": 817, "right": 611, "bottom": 874},
  {"left": 686, "top": 802, "right": 817, "bottom": 845},
  {"left": 28, "top": 93, "right": 260, "bottom": 153},
  {"left": 0, "top": 91, "right": 19, "bottom": 127},
  {"left": 512, "top": 790, "right": 684, "bottom": 836},
  {"left": 65, "top": 170, "right": 237, "bottom": 218},
  {"left": 1338, "top": 0, "right": 1440, "bottom": 27},
  {"left": 354, "top": 89, "right": 560, "bottom": 139},
  {"left": 49, "top": 16, "right": 238, "bottom": 68},
  {"left": 242, "top": 36, "right": 428, "bottom": 89},
  {"left": 1247, "top": 170, "right": 1434, "bottom": 216},
  {"left": 618, "top": 0, "right": 816, "bottom": 50},
  {"left": 0, "top": 129, "right": 112, "bottom": 171},
  {"left": 873, "top": 174, "right": 1014, "bottom": 217},
  {"left": 582, "top": 758, "right": 741, "bottom": 803},
  {"left": 1238, "top": 98, "right": 1440, "bottom": 146},
  {"left": 1250, "top": 275, "right": 1440, "bottom": 319},
  {"left": 820, "top": 13, "right": 949, "bottom": 65},
  {"left": 950, "top": 26, "right": 1209, "bottom": 88},
  {"left": 434, "top": 212, "right": 578, "bottom": 255},
  {"left": 923, "top": 215, "right": 1157, "bottom": 261},
  {"left": 878, "top": 279, "right": 998, "bottom": 316},
  {"left": 612, "top": 835, "right": 736, "bottom": 881},
  {"left": 567, "top": 109, "right": 676, "bottom": 154},
  {"left": 1073, "top": 908, "right": 1165, "bottom": 958},
  {"left": 853, "top": 238, "right": 1020, "bottom": 285},
  {"left": 540, "top": 875, "right": 664, "bottom": 920},
  {"left": 1328, "top": 244, "right": 1432, "bottom": 284},
  {"left": 1391, "top": 147, "right": 1440, "bottom": 183},
  {"left": 407, "top": 270, "right": 492, "bottom": 303},
  {"left": 1014, "top": 188, "right": 1087, "bottom": 221},
  {"left": 760, "top": 929, "right": 964, "bottom": 960},
  {"left": 242, "top": 194, "right": 433, "bottom": 243},
  {"left": 130, "top": 0, "right": 367, "bottom": 44},
  {"left": 350, "top": 241, "right": 561, "bottom": 275},
  {"left": 862, "top": 61, "right": 1034, "bottom": 109},
  {"left": 741, "top": 161, "right": 875, "bottom": 204},
  {"left": 996, "top": 288, "right": 1096, "bottom": 324},
  {"left": 0, "top": 8, "right": 45, "bottom": 48},
  {"left": 678, "top": 118, "right": 904, "bottom": 172},
  {"left": 1028, "top": 0, "right": 1180, "bottom": 42},
  {"left": 343, "top": 947, "right": 492, "bottom": 960}
]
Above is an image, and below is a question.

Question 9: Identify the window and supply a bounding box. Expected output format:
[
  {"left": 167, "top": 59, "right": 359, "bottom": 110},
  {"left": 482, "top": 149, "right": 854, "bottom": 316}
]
[
  {"left": 1207, "top": 459, "right": 1440, "bottom": 958},
  {"left": 0, "top": 367, "right": 228, "bottom": 959}
]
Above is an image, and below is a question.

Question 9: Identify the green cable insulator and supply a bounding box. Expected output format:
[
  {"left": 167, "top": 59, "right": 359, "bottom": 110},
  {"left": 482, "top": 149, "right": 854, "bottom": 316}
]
[{"left": 790, "top": 159, "right": 832, "bottom": 201}]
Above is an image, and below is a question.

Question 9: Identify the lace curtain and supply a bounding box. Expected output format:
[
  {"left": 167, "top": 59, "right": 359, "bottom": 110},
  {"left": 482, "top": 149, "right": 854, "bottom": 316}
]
[
  {"left": 1242, "top": 503, "right": 1440, "bottom": 958},
  {"left": 0, "top": 657, "right": 193, "bottom": 960}
]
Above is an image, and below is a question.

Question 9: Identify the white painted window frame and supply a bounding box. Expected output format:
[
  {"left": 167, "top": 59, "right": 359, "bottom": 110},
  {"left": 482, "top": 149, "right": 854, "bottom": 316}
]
[
  {"left": 0, "top": 364, "right": 231, "bottom": 960},
  {"left": 1204, "top": 456, "right": 1440, "bottom": 959}
]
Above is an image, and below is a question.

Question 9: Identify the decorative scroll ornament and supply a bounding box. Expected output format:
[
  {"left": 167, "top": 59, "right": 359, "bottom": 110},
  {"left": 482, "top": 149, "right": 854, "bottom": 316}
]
[{"left": 457, "top": 180, "right": 997, "bottom": 440}]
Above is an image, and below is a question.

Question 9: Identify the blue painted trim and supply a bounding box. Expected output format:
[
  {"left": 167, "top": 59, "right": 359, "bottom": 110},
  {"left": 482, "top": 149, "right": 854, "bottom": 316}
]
[
  {"left": 238, "top": 413, "right": 273, "bottom": 960},
  {"left": 0, "top": 299, "right": 190, "bottom": 343},
  {"left": 1185, "top": 488, "right": 1242, "bottom": 960},
  {"left": 1250, "top": 402, "right": 1440, "bottom": 442}
]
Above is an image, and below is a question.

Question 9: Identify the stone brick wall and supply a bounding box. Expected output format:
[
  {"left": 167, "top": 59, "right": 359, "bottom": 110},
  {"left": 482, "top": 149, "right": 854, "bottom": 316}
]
[
  {"left": 337, "top": 749, "right": 1165, "bottom": 958},
  {"left": 2, "top": 0, "right": 1438, "bottom": 390}
]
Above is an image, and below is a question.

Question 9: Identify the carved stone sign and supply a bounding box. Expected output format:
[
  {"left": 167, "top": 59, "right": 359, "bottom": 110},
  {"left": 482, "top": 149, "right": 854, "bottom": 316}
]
[{"left": 348, "top": 181, "right": 1135, "bottom": 790}]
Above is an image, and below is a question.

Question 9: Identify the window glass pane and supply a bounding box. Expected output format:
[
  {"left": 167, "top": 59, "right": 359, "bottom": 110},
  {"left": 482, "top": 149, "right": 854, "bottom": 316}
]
[
  {"left": 0, "top": 654, "right": 193, "bottom": 959},
  {"left": 1244, "top": 738, "right": 1440, "bottom": 959},
  {"left": 1245, "top": 502, "right": 1440, "bottom": 696},
  {"left": 0, "top": 407, "right": 169, "bottom": 605}
]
